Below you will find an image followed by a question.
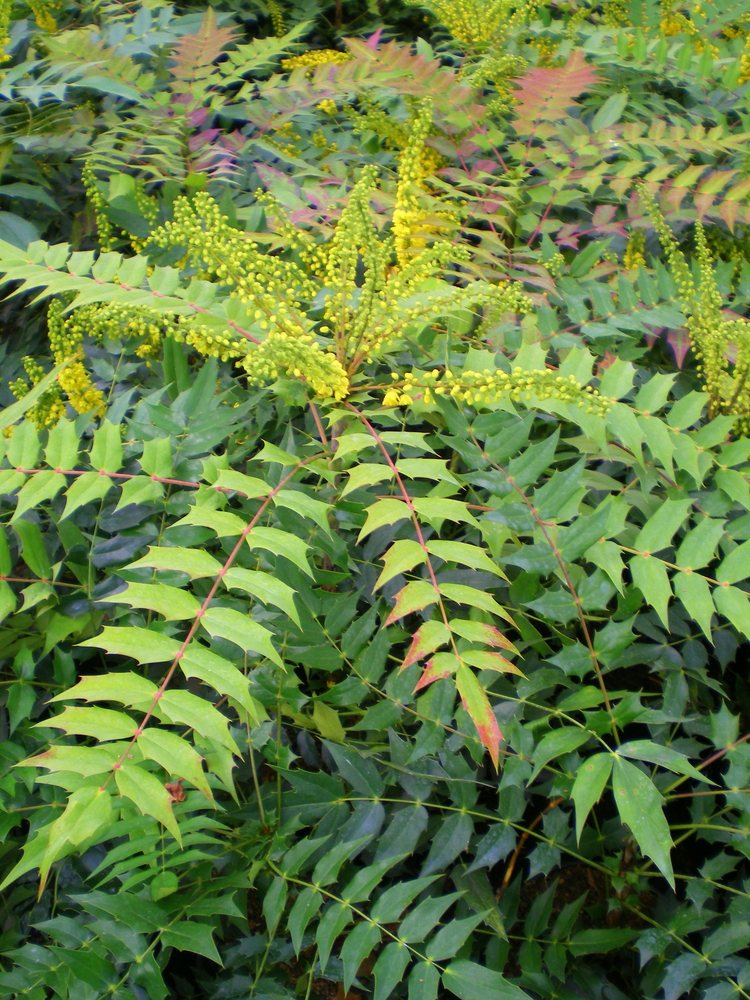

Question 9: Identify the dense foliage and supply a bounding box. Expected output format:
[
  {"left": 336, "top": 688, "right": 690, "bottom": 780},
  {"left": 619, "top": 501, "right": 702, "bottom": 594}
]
[{"left": 5, "top": 1, "right": 750, "bottom": 999}]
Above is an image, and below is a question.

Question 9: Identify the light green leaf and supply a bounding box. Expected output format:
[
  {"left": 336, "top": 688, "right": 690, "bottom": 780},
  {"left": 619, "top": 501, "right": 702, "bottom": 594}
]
[
  {"left": 713, "top": 584, "right": 750, "bottom": 640},
  {"left": 612, "top": 756, "right": 674, "bottom": 887},
  {"left": 78, "top": 626, "right": 181, "bottom": 663},
  {"left": 90, "top": 420, "right": 123, "bottom": 473},
  {"left": 61, "top": 471, "right": 114, "bottom": 519},
  {"left": 358, "top": 498, "right": 411, "bottom": 541},
  {"left": 181, "top": 645, "right": 267, "bottom": 724},
  {"left": 256, "top": 441, "right": 299, "bottom": 465},
  {"left": 174, "top": 506, "right": 247, "bottom": 537},
  {"left": 160, "top": 921, "right": 222, "bottom": 965},
  {"left": 716, "top": 540, "right": 750, "bottom": 585},
  {"left": 312, "top": 701, "right": 346, "bottom": 742},
  {"left": 374, "top": 539, "right": 428, "bottom": 590},
  {"left": 104, "top": 582, "right": 202, "bottom": 621},
  {"left": 630, "top": 555, "right": 672, "bottom": 628},
  {"left": 607, "top": 403, "right": 644, "bottom": 462},
  {"left": 634, "top": 499, "right": 691, "bottom": 554},
  {"left": 592, "top": 91, "right": 627, "bottom": 130},
  {"left": 634, "top": 373, "right": 676, "bottom": 415},
  {"left": 7, "top": 419, "right": 39, "bottom": 470},
  {"left": 12, "top": 471, "right": 66, "bottom": 521},
  {"left": 571, "top": 753, "right": 613, "bottom": 843},
  {"left": 19, "top": 744, "right": 121, "bottom": 776},
  {"left": 442, "top": 961, "right": 530, "bottom": 1000},
  {"left": 50, "top": 671, "right": 158, "bottom": 708},
  {"left": 674, "top": 571, "right": 714, "bottom": 641},
  {"left": 127, "top": 546, "right": 223, "bottom": 579},
  {"left": 223, "top": 567, "right": 299, "bottom": 625},
  {"left": 137, "top": 729, "right": 213, "bottom": 802},
  {"left": 274, "top": 489, "right": 331, "bottom": 534},
  {"left": 115, "top": 763, "right": 182, "bottom": 844},
  {"left": 140, "top": 437, "right": 172, "bottom": 478},
  {"left": 341, "top": 463, "right": 393, "bottom": 497},
  {"left": 158, "top": 690, "right": 240, "bottom": 754},
  {"left": 667, "top": 391, "right": 708, "bottom": 429},
  {"left": 380, "top": 431, "right": 436, "bottom": 454},
  {"left": 585, "top": 540, "right": 625, "bottom": 594},
  {"left": 200, "top": 608, "right": 282, "bottom": 666},
  {"left": 531, "top": 727, "right": 592, "bottom": 781},
  {"left": 617, "top": 739, "right": 713, "bottom": 784},
  {"left": 438, "top": 583, "right": 514, "bottom": 623},
  {"left": 41, "top": 706, "right": 136, "bottom": 741},
  {"left": 675, "top": 518, "right": 725, "bottom": 570},
  {"left": 246, "top": 526, "right": 312, "bottom": 577},
  {"left": 114, "top": 476, "right": 164, "bottom": 510},
  {"left": 396, "top": 458, "right": 462, "bottom": 485},
  {"left": 212, "top": 469, "right": 269, "bottom": 498},
  {"left": 427, "top": 540, "right": 505, "bottom": 578},
  {"left": 412, "top": 497, "right": 478, "bottom": 528}
]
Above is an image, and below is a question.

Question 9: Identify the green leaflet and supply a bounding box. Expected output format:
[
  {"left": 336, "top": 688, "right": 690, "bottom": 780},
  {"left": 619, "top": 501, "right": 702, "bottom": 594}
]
[
  {"left": 157, "top": 690, "right": 241, "bottom": 755},
  {"left": 40, "top": 706, "right": 137, "bottom": 741},
  {"left": 571, "top": 753, "right": 613, "bottom": 843},
  {"left": 612, "top": 757, "right": 674, "bottom": 888},
  {"left": 115, "top": 763, "right": 182, "bottom": 844},
  {"left": 136, "top": 729, "right": 213, "bottom": 802},
  {"left": 78, "top": 626, "right": 181, "bottom": 663},
  {"left": 200, "top": 607, "right": 282, "bottom": 666},
  {"left": 629, "top": 555, "right": 672, "bottom": 628},
  {"left": 50, "top": 672, "right": 158, "bottom": 708},
  {"left": 358, "top": 498, "right": 411, "bottom": 540},
  {"left": 181, "top": 644, "right": 269, "bottom": 722},
  {"left": 634, "top": 500, "right": 691, "bottom": 554},
  {"left": 222, "top": 566, "right": 300, "bottom": 625},
  {"left": 127, "top": 546, "right": 224, "bottom": 579},
  {"left": 375, "top": 539, "right": 428, "bottom": 590},
  {"left": 103, "top": 582, "right": 202, "bottom": 621},
  {"left": 245, "top": 525, "right": 312, "bottom": 576}
]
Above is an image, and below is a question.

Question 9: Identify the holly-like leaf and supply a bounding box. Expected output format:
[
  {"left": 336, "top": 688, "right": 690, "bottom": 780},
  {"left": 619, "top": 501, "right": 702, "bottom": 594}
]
[{"left": 612, "top": 757, "right": 674, "bottom": 887}]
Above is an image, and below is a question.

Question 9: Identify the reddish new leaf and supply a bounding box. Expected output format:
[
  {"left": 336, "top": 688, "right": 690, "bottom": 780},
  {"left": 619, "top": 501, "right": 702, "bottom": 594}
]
[
  {"left": 512, "top": 51, "right": 600, "bottom": 134},
  {"left": 171, "top": 8, "right": 237, "bottom": 86},
  {"left": 415, "top": 653, "right": 460, "bottom": 692},
  {"left": 385, "top": 581, "right": 439, "bottom": 626},
  {"left": 456, "top": 663, "right": 501, "bottom": 769},
  {"left": 399, "top": 620, "right": 450, "bottom": 671}
]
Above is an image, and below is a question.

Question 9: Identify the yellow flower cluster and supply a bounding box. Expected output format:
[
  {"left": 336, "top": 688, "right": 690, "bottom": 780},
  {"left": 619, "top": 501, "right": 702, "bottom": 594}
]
[
  {"left": 174, "top": 320, "right": 247, "bottom": 363},
  {"left": 47, "top": 300, "right": 106, "bottom": 417},
  {"left": 0, "top": 0, "right": 12, "bottom": 61},
  {"left": 406, "top": 0, "right": 531, "bottom": 48},
  {"left": 317, "top": 99, "right": 338, "bottom": 115},
  {"left": 385, "top": 367, "right": 611, "bottom": 414},
  {"left": 26, "top": 0, "right": 57, "bottom": 32},
  {"left": 392, "top": 103, "right": 447, "bottom": 267},
  {"left": 150, "top": 193, "right": 317, "bottom": 323},
  {"left": 281, "top": 50, "right": 351, "bottom": 72},
  {"left": 267, "top": 0, "right": 285, "bottom": 37},
  {"left": 740, "top": 37, "right": 750, "bottom": 84},
  {"left": 241, "top": 332, "right": 349, "bottom": 400},
  {"left": 601, "top": 0, "right": 631, "bottom": 27},
  {"left": 623, "top": 229, "right": 646, "bottom": 270},
  {"left": 66, "top": 301, "right": 171, "bottom": 359},
  {"left": 9, "top": 357, "right": 66, "bottom": 429},
  {"left": 646, "top": 191, "right": 750, "bottom": 427},
  {"left": 82, "top": 161, "right": 115, "bottom": 251}
]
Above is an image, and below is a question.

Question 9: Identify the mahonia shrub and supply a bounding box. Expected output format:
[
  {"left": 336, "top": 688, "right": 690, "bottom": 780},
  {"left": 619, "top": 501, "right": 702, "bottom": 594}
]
[{"left": 4, "top": 3, "right": 750, "bottom": 1000}]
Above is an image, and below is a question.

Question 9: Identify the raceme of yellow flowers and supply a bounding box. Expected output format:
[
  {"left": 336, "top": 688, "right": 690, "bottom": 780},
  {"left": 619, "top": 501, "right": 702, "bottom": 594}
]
[{"left": 645, "top": 191, "right": 750, "bottom": 431}]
